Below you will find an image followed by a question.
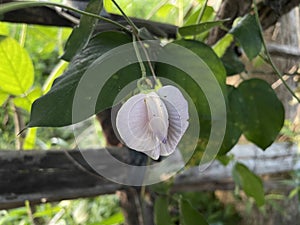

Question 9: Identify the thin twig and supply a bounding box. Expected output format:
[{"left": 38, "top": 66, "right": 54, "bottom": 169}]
[
  {"left": 111, "top": 0, "right": 139, "bottom": 33},
  {"left": 253, "top": 0, "right": 300, "bottom": 103},
  {"left": 111, "top": 0, "right": 157, "bottom": 82}
]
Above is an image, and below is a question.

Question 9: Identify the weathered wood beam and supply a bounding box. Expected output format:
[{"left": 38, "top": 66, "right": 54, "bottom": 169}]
[
  {"left": 0, "top": 148, "right": 126, "bottom": 209},
  {"left": 267, "top": 43, "right": 300, "bottom": 60},
  {"left": 2, "top": 0, "right": 299, "bottom": 41},
  {"left": 259, "top": 0, "right": 300, "bottom": 29},
  {"left": 172, "top": 142, "right": 299, "bottom": 192},
  {"left": 1, "top": 6, "right": 76, "bottom": 27},
  {"left": 0, "top": 2, "right": 177, "bottom": 38},
  {"left": 0, "top": 143, "right": 298, "bottom": 210}
]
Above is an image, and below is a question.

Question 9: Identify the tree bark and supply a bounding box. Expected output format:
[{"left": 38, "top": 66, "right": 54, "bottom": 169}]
[
  {"left": 207, "top": 0, "right": 300, "bottom": 45},
  {"left": 96, "top": 109, "right": 152, "bottom": 225},
  {"left": 207, "top": 0, "right": 252, "bottom": 45}
]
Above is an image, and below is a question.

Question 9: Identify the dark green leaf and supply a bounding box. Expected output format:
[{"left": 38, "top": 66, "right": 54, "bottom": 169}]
[
  {"left": 218, "top": 86, "right": 243, "bottom": 155},
  {"left": 155, "top": 40, "right": 227, "bottom": 151},
  {"left": 180, "top": 199, "right": 208, "bottom": 225},
  {"left": 179, "top": 19, "right": 229, "bottom": 37},
  {"left": 150, "top": 181, "right": 173, "bottom": 195},
  {"left": 28, "top": 31, "right": 137, "bottom": 127},
  {"left": 62, "top": 0, "right": 103, "bottom": 61},
  {"left": 221, "top": 46, "right": 245, "bottom": 76},
  {"left": 230, "top": 14, "right": 262, "bottom": 60},
  {"left": 217, "top": 154, "right": 233, "bottom": 166},
  {"left": 237, "top": 79, "right": 284, "bottom": 149},
  {"left": 233, "top": 162, "right": 265, "bottom": 206},
  {"left": 154, "top": 196, "right": 173, "bottom": 225}
]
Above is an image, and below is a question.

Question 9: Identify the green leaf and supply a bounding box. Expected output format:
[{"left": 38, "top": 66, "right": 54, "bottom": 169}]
[
  {"left": 180, "top": 199, "right": 208, "bottom": 225},
  {"left": 184, "top": 6, "right": 214, "bottom": 26},
  {"left": 237, "top": 79, "right": 284, "bottom": 149},
  {"left": 62, "top": 0, "right": 103, "bottom": 61},
  {"left": 218, "top": 86, "right": 243, "bottom": 155},
  {"left": 0, "top": 22, "right": 9, "bottom": 36},
  {"left": 23, "top": 127, "right": 37, "bottom": 150},
  {"left": 155, "top": 4, "right": 177, "bottom": 24},
  {"left": 25, "top": 25, "right": 71, "bottom": 57},
  {"left": 154, "top": 196, "right": 173, "bottom": 225},
  {"left": 28, "top": 31, "right": 137, "bottom": 127},
  {"left": 217, "top": 154, "right": 233, "bottom": 166},
  {"left": 155, "top": 40, "right": 227, "bottom": 148},
  {"left": 0, "top": 36, "right": 34, "bottom": 95},
  {"left": 179, "top": 20, "right": 229, "bottom": 37},
  {"left": 98, "top": 211, "right": 124, "bottom": 225},
  {"left": 233, "top": 162, "right": 265, "bottom": 206},
  {"left": 212, "top": 33, "right": 234, "bottom": 57},
  {"left": 230, "top": 14, "right": 262, "bottom": 60},
  {"left": 0, "top": 90, "right": 8, "bottom": 106},
  {"left": 33, "top": 206, "right": 61, "bottom": 218},
  {"left": 150, "top": 181, "right": 172, "bottom": 195},
  {"left": 13, "top": 87, "right": 42, "bottom": 112},
  {"left": 172, "top": 40, "right": 226, "bottom": 88}
]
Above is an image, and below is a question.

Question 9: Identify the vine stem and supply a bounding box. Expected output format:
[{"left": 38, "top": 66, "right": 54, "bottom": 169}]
[
  {"left": 253, "top": 0, "right": 300, "bottom": 103},
  {"left": 111, "top": 0, "right": 158, "bottom": 84},
  {"left": 137, "top": 37, "right": 158, "bottom": 82},
  {"left": 133, "top": 34, "right": 147, "bottom": 78},
  {"left": 19, "top": 24, "right": 27, "bottom": 48},
  {"left": 25, "top": 200, "right": 36, "bottom": 225},
  {"left": 0, "top": 1, "right": 130, "bottom": 32},
  {"left": 111, "top": 0, "right": 139, "bottom": 34}
]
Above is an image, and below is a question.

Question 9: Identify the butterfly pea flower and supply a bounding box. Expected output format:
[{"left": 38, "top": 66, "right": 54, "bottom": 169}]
[{"left": 116, "top": 85, "right": 189, "bottom": 160}]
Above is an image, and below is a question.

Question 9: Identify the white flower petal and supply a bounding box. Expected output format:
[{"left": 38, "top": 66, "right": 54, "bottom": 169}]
[
  {"left": 144, "top": 92, "right": 169, "bottom": 144},
  {"left": 116, "top": 85, "right": 189, "bottom": 160},
  {"left": 143, "top": 145, "right": 161, "bottom": 160},
  {"left": 116, "top": 93, "right": 157, "bottom": 152},
  {"left": 157, "top": 85, "right": 189, "bottom": 123},
  {"left": 157, "top": 85, "right": 189, "bottom": 156}
]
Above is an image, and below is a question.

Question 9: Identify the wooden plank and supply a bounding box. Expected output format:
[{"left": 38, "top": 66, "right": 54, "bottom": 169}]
[
  {"left": 0, "top": 143, "right": 298, "bottom": 209},
  {"left": 0, "top": 148, "right": 130, "bottom": 209},
  {"left": 172, "top": 143, "right": 299, "bottom": 192},
  {"left": 1, "top": 1, "right": 177, "bottom": 38}
]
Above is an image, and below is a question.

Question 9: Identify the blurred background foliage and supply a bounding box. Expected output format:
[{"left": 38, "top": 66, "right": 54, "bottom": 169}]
[{"left": 0, "top": 0, "right": 299, "bottom": 224}]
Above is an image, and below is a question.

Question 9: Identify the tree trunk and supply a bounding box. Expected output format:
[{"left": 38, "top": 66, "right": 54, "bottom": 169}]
[{"left": 96, "top": 110, "right": 154, "bottom": 225}]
